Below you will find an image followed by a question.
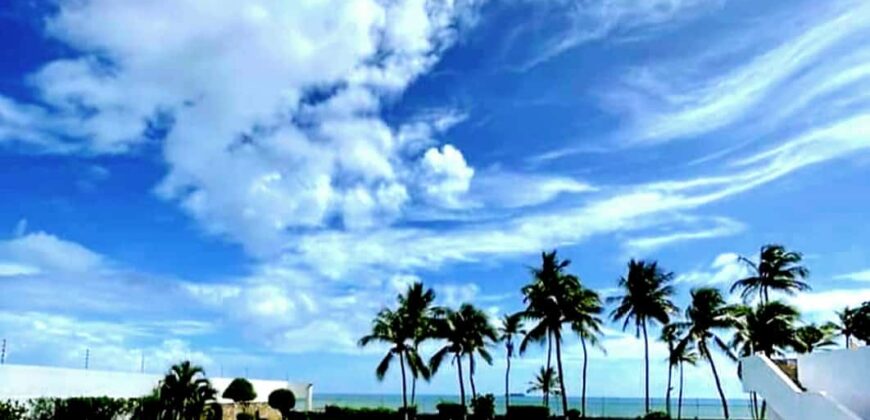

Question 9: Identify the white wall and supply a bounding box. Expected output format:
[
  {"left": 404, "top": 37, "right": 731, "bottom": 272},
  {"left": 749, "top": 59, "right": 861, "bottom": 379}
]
[
  {"left": 739, "top": 355, "right": 861, "bottom": 420},
  {"left": 0, "top": 364, "right": 313, "bottom": 411},
  {"left": 798, "top": 347, "right": 870, "bottom": 419}
]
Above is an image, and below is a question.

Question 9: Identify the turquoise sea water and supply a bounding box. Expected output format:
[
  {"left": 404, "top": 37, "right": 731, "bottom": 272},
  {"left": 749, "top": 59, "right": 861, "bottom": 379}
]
[{"left": 314, "top": 394, "right": 753, "bottom": 419}]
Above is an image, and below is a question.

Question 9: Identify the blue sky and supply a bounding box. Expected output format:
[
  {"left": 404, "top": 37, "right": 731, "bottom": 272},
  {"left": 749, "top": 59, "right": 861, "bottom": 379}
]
[{"left": 1, "top": 0, "right": 870, "bottom": 400}]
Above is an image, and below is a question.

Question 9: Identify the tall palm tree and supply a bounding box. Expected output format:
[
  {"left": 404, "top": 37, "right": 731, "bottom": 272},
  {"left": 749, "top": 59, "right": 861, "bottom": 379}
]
[
  {"left": 520, "top": 250, "right": 574, "bottom": 417},
  {"left": 527, "top": 366, "right": 561, "bottom": 405},
  {"left": 674, "top": 343, "right": 699, "bottom": 420},
  {"left": 730, "top": 301, "right": 800, "bottom": 420},
  {"left": 430, "top": 304, "right": 494, "bottom": 408},
  {"left": 676, "top": 288, "right": 736, "bottom": 420},
  {"left": 358, "top": 308, "right": 427, "bottom": 419},
  {"left": 460, "top": 304, "right": 497, "bottom": 399},
  {"left": 609, "top": 259, "right": 676, "bottom": 414},
  {"left": 498, "top": 313, "right": 526, "bottom": 409},
  {"left": 398, "top": 282, "right": 436, "bottom": 405},
  {"left": 793, "top": 323, "right": 838, "bottom": 354},
  {"left": 158, "top": 361, "right": 217, "bottom": 420},
  {"left": 661, "top": 324, "right": 680, "bottom": 418},
  {"left": 732, "top": 244, "right": 810, "bottom": 304},
  {"left": 832, "top": 306, "right": 859, "bottom": 348},
  {"left": 567, "top": 284, "right": 604, "bottom": 418}
]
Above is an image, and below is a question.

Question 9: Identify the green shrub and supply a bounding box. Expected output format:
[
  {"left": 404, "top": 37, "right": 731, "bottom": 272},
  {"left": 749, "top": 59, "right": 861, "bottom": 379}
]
[
  {"left": 28, "top": 397, "right": 131, "bottom": 420},
  {"left": 435, "top": 402, "right": 466, "bottom": 420},
  {"left": 566, "top": 408, "right": 582, "bottom": 420},
  {"left": 637, "top": 411, "right": 670, "bottom": 420},
  {"left": 236, "top": 413, "right": 256, "bottom": 420},
  {"left": 0, "top": 400, "right": 26, "bottom": 420},
  {"left": 323, "top": 405, "right": 400, "bottom": 419},
  {"left": 223, "top": 378, "right": 257, "bottom": 404},
  {"left": 470, "top": 394, "right": 495, "bottom": 420},
  {"left": 269, "top": 389, "right": 296, "bottom": 419},
  {"left": 505, "top": 405, "right": 549, "bottom": 419}
]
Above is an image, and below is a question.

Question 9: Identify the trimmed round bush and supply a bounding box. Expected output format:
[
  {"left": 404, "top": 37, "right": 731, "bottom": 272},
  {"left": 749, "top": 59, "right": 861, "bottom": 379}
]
[
  {"left": 268, "top": 388, "right": 296, "bottom": 419},
  {"left": 436, "top": 402, "right": 466, "bottom": 420},
  {"left": 223, "top": 378, "right": 257, "bottom": 404}
]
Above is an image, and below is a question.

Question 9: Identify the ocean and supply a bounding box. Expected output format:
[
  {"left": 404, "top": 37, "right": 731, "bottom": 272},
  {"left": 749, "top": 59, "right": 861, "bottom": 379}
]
[{"left": 314, "top": 394, "right": 754, "bottom": 419}]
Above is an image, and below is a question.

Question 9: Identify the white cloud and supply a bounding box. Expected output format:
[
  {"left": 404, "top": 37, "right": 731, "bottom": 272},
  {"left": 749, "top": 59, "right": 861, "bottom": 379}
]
[
  {"left": 787, "top": 288, "right": 870, "bottom": 321},
  {"left": 0, "top": 232, "right": 105, "bottom": 273},
  {"left": 623, "top": 217, "right": 745, "bottom": 255},
  {"left": 834, "top": 269, "right": 870, "bottom": 282},
  {"left": 605, "top": 1, "right": 870, "bottom": 144},
  {"left": 513, "top": 0, "right": 721, "bottom": 71},
  {"left": 469, "top": 170, "right": 595, "bottom": 208},
  {"left": 675, "top": 252, "right": 749, "bottom": 287},
  {"left": 418, "top": 144, "right": 475, "bottom": 208}
]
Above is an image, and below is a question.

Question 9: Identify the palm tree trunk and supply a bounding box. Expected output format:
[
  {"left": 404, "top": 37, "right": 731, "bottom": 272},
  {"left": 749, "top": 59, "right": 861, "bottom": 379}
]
[
  {"left": 469, "top": 354, "right": 478, "bottom": 399},
  {"left": 581, "top": 335, "right": 589, "bottom": 419},
  {"left": 399, "top": 351, "right": 409, "bottom": 420},
  {"left": 555, "top": 334, "right": 569, "bottom": 419},
  {"left": 456, "top": 353, "right": 467, "bottom": 408},
  {"left": 505, "top": 349, "right": 512, "bottom": 410},
  {"left": 546, "top": 332, "right": 553, "bottom": 409},
  {"left": 411, "top": 376, "right": 417, "bottom": 406},
  {"left": 703, "top": 343, "right": 730, "bottom": 419},
  {"left": 666, "top": 361, "right": 673, "bottom": 417},
  {"left": 677, "top": 362, "right": 684, "bottom": 420},
  {"left": 642, "top": 321, "right": 650, "bottom": 413}
]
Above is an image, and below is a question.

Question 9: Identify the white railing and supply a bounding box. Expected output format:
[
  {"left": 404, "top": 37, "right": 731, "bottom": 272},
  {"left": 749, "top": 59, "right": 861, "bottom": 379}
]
[{"left": 740, "top": 355, "right": 861, "bottom": 420}]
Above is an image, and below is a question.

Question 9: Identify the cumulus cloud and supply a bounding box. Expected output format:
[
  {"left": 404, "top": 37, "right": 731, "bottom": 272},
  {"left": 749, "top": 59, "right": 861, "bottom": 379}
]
[
  {"left": 675, "top": 252, "right": 750, "bottom": 287},
  {"left": 834, "top": 269, "right": 870, "bottom": 282},
  {"left": 417, "top": 144, "right": 475, "bottom": 208}
]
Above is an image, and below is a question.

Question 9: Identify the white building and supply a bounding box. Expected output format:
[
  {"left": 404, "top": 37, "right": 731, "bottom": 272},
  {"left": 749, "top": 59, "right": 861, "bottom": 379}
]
[
  {"left": 0, "top": 364, "right": 314, "bottom": 411},
  {"left": 740, "top": 347, "right": 869, "bottom": 420}
]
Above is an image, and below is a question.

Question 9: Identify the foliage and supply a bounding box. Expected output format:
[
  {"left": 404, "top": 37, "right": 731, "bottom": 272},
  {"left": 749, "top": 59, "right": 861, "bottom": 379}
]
[
  {"left": 159, "top": 361, "right": 218, "bottom": 420},
  {"left": 223, "top": 378, "right": 257, "bottom": 404},
  {"left": 526, "top": 366, "right": 560, "bottom": 397},
  {"left": 236, "top": 413, "right": 255, "bottom": 420},
  {"left": 28, "top": 397, "right": 132, "bottom": 420},
  {"left": 793, "top": 323, "right": 837, "bottom": 353},
  {"left": 470, "top": 394, "right": 495, "bottom": 420},
  {"left": 428, "top": 303, "right": 496, "bottom": 406},
  {"left": 732, "top": 244, "right": 809, "bottom": 304},
  {"left": 435, "top": 402, "right": 466, "bottom": 420},
  {"left": 268, "top": 389, "right": 297, "bottom": 418},
  {"left": 0, "top": 400, "right": 26, "bottom": 420},
  {"left": 638, "top": 411, "right": 670, "bottom": 419},
  {"left": 730, "top": 301, "right": 800, "bottom": 358},
  {"left": 854, "top": 302, "right": 870, "bottom": 343},
  {"left": 505, "top": 405, "right": 549, "bottom": 419}
]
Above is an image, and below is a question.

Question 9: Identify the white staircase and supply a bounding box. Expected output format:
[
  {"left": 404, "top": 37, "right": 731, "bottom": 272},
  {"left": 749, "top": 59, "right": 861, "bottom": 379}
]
[{"left": 740, "top": 354, "right": 862, "bottom": 420}]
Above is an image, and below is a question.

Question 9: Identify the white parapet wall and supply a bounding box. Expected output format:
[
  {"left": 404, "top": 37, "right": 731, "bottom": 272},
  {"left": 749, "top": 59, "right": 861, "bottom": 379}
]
[
  {"left": 797, "top": 347, "right": 870, "bottom": 419},
  {"left": 740, "top": 352, "right": 864, "bottom": 420},
  {"left": 0, "top": 364, "right": 313, "bottom": 411}
]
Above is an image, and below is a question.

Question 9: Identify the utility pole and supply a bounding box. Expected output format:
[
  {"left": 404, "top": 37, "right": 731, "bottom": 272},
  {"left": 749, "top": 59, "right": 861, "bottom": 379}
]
[
  {"left": 1, "top": 338, "right": 6, "bottom": 364},
  {"left": 85, "top": 348, "right": 90, "bottom": 370},
  {"left": 140, "top": 351, "right": 145, "bottom": 373}
]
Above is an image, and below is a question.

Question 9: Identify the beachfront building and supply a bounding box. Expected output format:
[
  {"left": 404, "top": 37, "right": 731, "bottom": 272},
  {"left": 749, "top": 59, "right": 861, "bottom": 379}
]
[
  {"left": 740, "top": 347, "right": 869, "bottom": 420},
  {"left": 0, "top": 363, "right": 314, "bottom": 412}
]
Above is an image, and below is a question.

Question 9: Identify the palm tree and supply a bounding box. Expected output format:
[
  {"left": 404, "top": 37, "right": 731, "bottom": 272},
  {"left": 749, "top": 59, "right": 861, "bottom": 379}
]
[
  {"left": 661, "top": 324, "right": 679, "bottom": 418},
  {"left": 158, "top": 361, "right": 217, "bottom": 420},
  {"left": 358, "top": 308, "right": 427, "bottom": 419},
  {"left": 730, "top": 301, "right": 800, "bottom": 420},
  {"left": 398, "top": 282, "right": 436, "bottom": 405},
  {"left": 527, "top": 366, "right": 561, "bottom": 405},
  {"left": 430, "top": 304, "right": 494, "bottom": 409},
  {"left": 674, "top": 343, "right": 699, "bottom": 420},
  {"left": 519, "top": 250, "right": 574, "bottom": 417},
  {"left": 459, "top": 304, "right": 497, "bottom": 399},
  {"left": 498, "top": 313, "right": 526, "bottom": 409},
  {"left": 608, "top": 259, "right": 676, "bottom": 414},
  {"left": 793, "top": 323, "right": 838, "bottom": 354},
  {"left": 567, "top": 284, "right": 604, "bottom": 418},
  {"left": 832, "top": 306, "right": 859, "bottom": 348},
  {"left": 732, "top": 244, "right": 810, "bottom": 304},
  {"left": 676, "top": 288, "right": 736, "bottom": 419}
]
